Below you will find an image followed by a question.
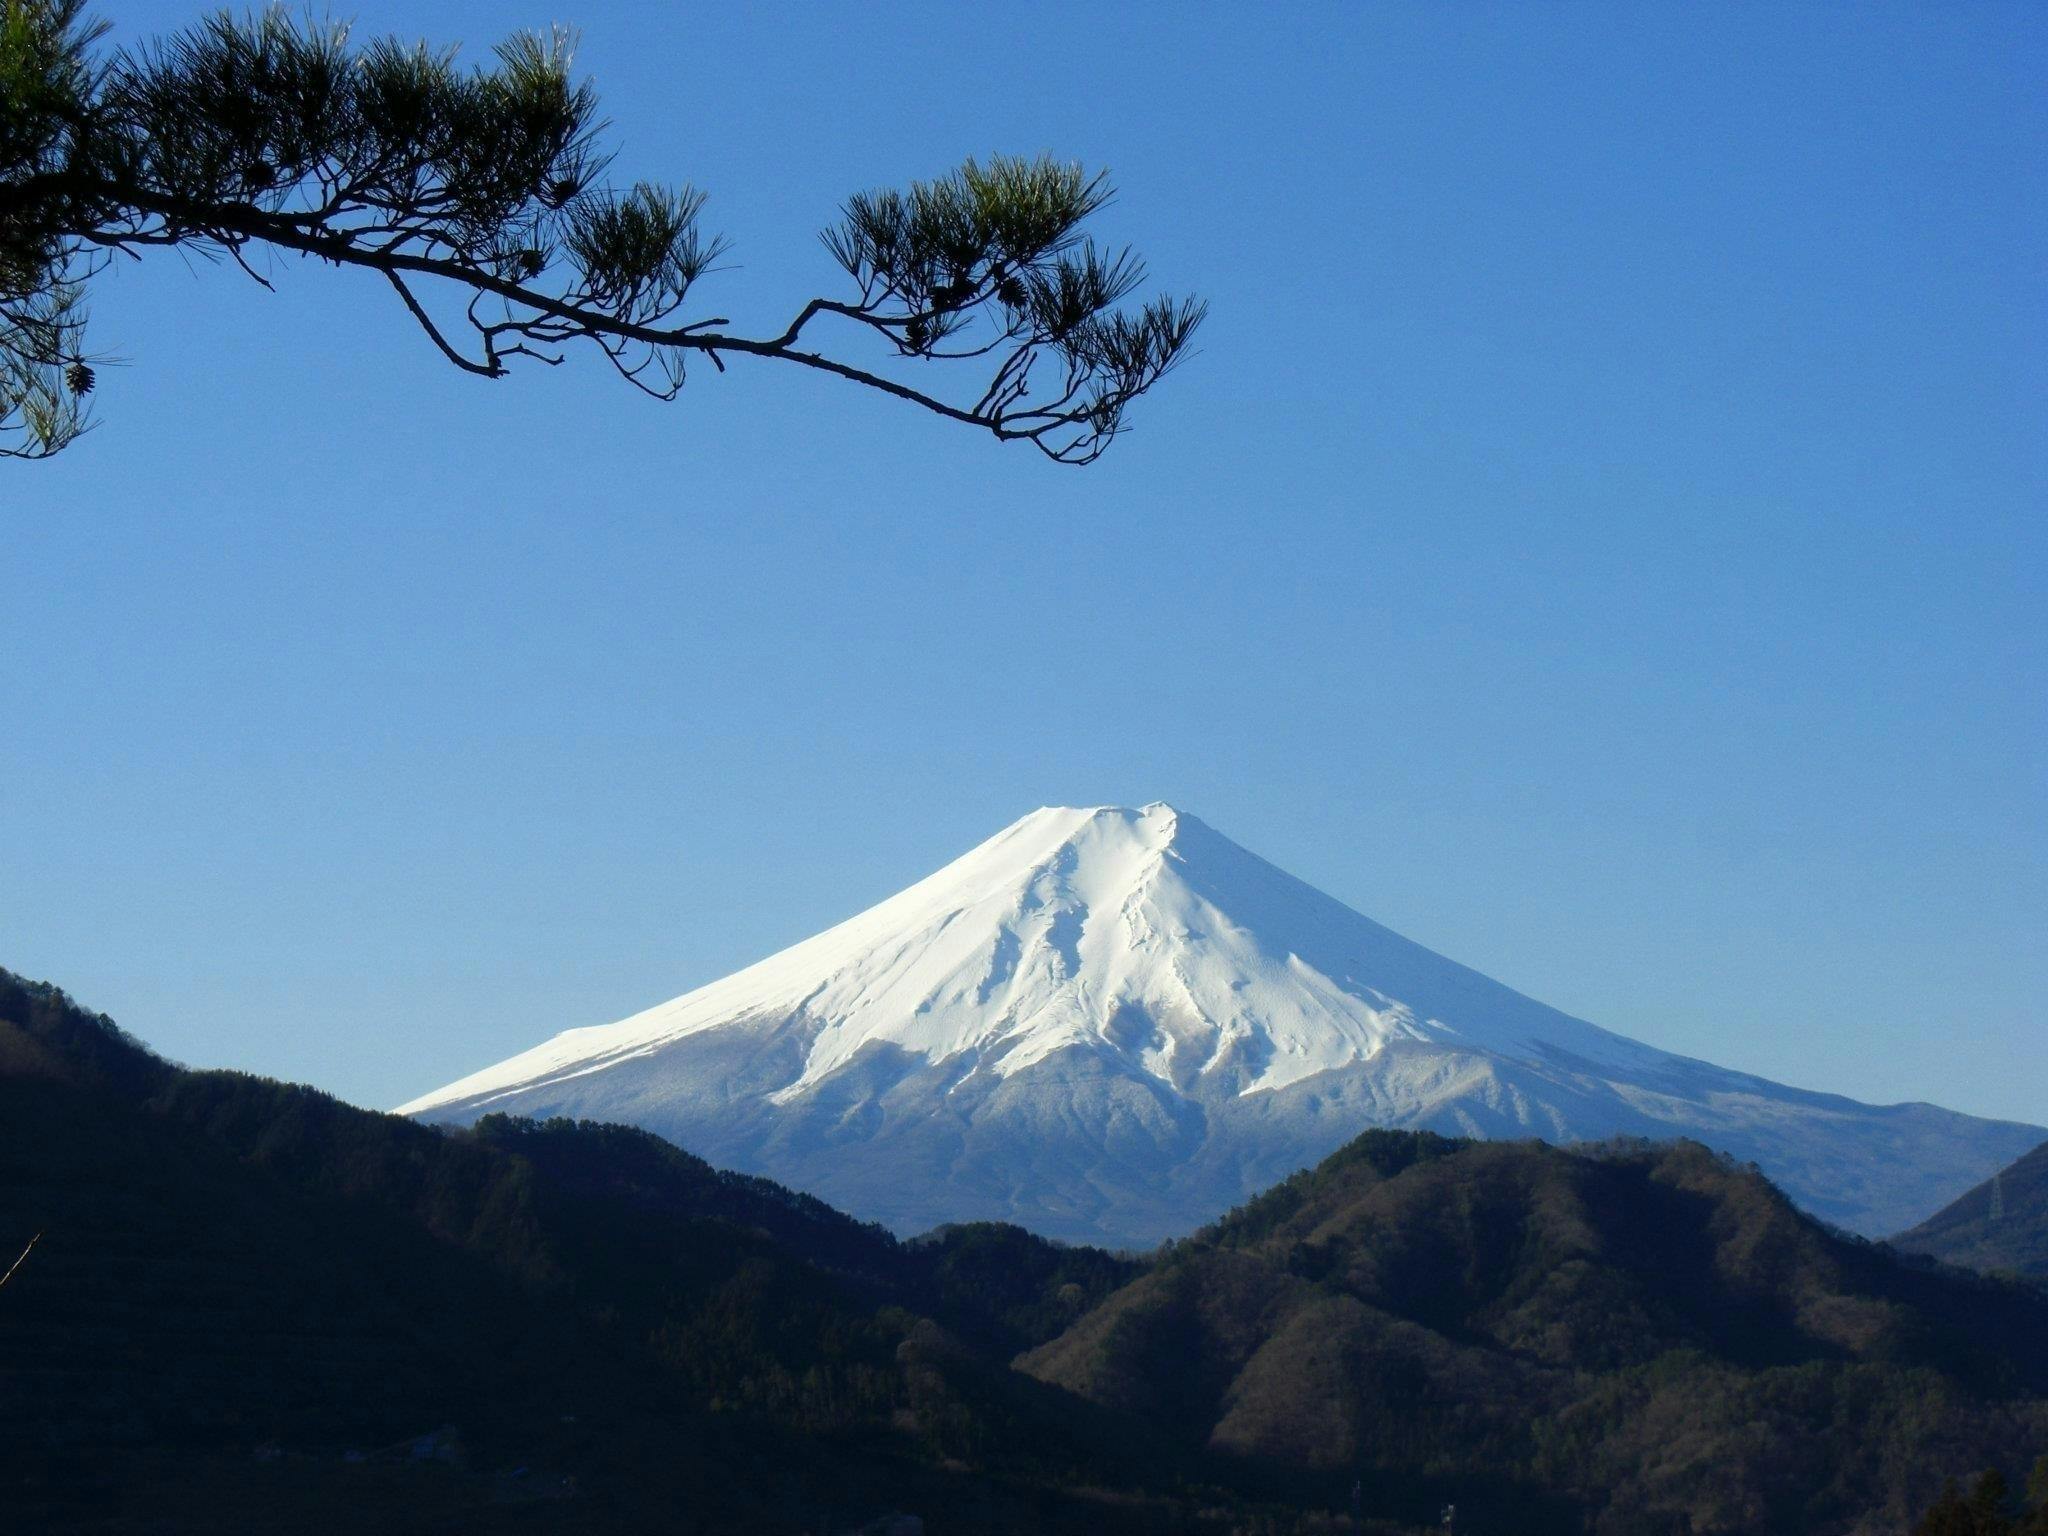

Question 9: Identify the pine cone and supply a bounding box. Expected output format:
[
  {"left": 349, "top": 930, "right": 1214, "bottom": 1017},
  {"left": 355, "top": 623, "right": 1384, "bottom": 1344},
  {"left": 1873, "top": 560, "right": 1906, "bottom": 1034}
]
[{"left": 65, "top": 362, "right": 95, "bottom": 396}]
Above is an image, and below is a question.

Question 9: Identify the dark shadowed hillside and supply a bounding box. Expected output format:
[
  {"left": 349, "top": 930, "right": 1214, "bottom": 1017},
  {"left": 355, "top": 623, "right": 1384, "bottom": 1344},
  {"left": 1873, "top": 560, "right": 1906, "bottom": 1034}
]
[
  {"left": 1896, "top": 1139, "right": 2048, "bottom": 1280},
  {"left": 0, "top": 970, "right": 1163, "bottom": 1534},
  {"left": 6, "top": 968, "right": 2046, "bottom": 1536},
  {"left": 1020, "top": 1130, "right": 2048, "bottom": 1535}
]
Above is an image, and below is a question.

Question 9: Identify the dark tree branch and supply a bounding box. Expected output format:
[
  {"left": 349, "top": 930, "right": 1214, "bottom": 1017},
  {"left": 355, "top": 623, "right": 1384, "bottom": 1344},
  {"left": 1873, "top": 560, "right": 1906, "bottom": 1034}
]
[
  {"left": 384, "top": 269, "right": 497, "bottom": 377},
  {"left": 3, "top": 4, "right": 1202, "bottom": 463}
]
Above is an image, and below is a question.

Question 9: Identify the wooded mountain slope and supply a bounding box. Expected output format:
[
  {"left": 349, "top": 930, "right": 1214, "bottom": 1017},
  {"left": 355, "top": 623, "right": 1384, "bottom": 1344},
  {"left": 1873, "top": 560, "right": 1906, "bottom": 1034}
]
[
  {"left": 1896, "top": 1138, "right": 2048, "bottom": 1280},
  {"left": 1021, "top": 1130, "right": 2048, "bottom": 1535},
  {"left": 5, "top": 968, "right": 2044, "bottom": 1535},
  {"left": 0, "top": 970, "right": 1159, "bottom": 1534}
]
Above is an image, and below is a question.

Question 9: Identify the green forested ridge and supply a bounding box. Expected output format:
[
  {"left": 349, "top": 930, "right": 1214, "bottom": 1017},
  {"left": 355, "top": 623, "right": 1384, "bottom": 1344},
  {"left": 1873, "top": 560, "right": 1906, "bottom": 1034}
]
[
  {"left": 1021, "top": 1131, "right": 2048, "bottom": 1534},
  {"left": 1897, "top": 1139, "right": 2048, "bottom": 1281},
  {"left": 4, "top": 966, "right": 2045, "bottom": 1534}
]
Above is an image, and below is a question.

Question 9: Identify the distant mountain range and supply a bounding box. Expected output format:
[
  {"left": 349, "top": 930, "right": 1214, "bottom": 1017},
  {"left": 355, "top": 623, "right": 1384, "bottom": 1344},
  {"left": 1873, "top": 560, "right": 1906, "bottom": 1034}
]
[
  {"left": 1896, "top": 1138, "right": 2048, "bottom": 1279},
  {"left": 401, "top": 803, "right": 2042, "bottom": 1243},
  {"left": 7, "top": 966, "right": 2046, "bottom": 1535}
]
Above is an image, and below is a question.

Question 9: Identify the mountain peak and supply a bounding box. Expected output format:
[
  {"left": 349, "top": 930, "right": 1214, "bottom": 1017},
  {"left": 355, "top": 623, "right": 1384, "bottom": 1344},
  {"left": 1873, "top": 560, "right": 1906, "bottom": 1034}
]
[
  {"left": 1014, "top": 800, "right": 1184, "bottom": 841},
  {"left": 401, "top": 805, "right": 2044, "bottom": 1245},
  {"left": 1019, "top": 800, "right": 1190, "bottom": 836}
]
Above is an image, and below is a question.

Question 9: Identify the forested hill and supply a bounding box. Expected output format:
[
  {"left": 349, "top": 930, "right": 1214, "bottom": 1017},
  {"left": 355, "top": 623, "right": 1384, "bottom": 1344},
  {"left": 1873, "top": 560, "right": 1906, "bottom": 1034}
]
[
  {"left": 0, "top": 969, "right": 1149, "bottom": 1534},
  {"left": 1896, "top": 1138, "right": 2048, "bottom": 1281},
  {"left": 1021, "top": 1129, "right": 2048, "bottom": 1535},
  {"left": 4, "top": 967, "right": 2044, "bottom": 1535}
]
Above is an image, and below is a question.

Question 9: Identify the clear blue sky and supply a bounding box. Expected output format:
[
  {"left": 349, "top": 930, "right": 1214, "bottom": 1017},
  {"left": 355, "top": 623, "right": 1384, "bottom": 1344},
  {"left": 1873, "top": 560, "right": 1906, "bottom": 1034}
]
[{"left": 5, "top": 2, "right": 2042, "bottom": 1126}]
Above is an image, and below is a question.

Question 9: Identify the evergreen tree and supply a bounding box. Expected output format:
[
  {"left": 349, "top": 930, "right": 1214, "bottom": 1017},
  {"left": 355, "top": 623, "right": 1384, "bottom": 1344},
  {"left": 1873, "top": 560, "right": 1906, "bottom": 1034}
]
[
  {"left": 1914, "top": 1479, "right": 1979, "bottom": 1536},
  {"left": 1977, "top": 1470, "right": 2018, "bottom": 1534},
  {"left": 0, "top": 0, "right": 1202, "bottom": 460},
  {"left": 1912, "top": 1467, "right": 2041, "bottom": 1536},
  {"left": 2027, "top": 1458, "right": 2048, "bottom": 1535}
]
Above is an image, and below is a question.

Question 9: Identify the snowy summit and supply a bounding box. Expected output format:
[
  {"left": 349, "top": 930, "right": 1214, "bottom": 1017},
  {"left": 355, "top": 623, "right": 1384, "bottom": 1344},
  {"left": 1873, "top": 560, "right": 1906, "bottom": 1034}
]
[{"left": 400, "top": 803, "right": 2041, "bottom": 1245}]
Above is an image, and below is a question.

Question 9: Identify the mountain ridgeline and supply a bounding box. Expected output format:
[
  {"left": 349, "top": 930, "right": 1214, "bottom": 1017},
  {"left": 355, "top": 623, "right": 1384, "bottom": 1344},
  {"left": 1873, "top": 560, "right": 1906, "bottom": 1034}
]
[
  {"left": 1897, "top": 1139, "right": 2048, "bottom": 1281},
  {"left": 1023, "top": 1129, "right": 2048, "bottom": 1533},
  {"left": 0, "top": 969, "right": 1147, "bottom": 1533},
  {"left": 5, "top": 967, "right": 2045, "bottom": 1534},
  {"left": 401, "top": 803, "right": 2043, "bottom": 1245}
]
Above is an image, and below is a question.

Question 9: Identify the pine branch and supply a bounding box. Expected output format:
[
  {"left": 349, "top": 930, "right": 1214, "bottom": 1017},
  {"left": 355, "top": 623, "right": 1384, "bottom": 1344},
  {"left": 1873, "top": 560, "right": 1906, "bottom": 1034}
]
[{"left": 1, "top": 3, "right": 1202, "bottom": 463}]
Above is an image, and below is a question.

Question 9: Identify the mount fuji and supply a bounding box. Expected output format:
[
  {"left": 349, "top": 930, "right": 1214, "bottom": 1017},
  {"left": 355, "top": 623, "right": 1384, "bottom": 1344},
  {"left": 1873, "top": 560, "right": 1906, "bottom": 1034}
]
[{"left": 399, "top": 804, "right": 2041, "bottom": 1246}]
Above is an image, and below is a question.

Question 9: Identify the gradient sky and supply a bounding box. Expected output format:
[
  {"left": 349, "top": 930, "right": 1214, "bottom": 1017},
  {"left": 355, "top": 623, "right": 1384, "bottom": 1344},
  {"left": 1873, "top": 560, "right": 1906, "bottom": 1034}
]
[{"left": 5, "top": 2, "right": 2043, "bottom": 1126}]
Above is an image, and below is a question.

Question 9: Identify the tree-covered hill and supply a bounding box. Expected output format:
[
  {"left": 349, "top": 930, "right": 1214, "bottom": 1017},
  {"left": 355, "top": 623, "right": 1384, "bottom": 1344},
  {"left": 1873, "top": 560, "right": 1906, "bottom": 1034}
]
[
  {"left": 5, "top": 966, "right": 2045, "bottom": 1535},
  {"left": 0, "top": 969, "right": 1159, "bottom": 1534},
  {"left": 1896, "top": 1139, "right": 2048, "bottom": 1281},
  {"left": 1021, "top": 1129, "right": 2048, "bottom": 1535}
]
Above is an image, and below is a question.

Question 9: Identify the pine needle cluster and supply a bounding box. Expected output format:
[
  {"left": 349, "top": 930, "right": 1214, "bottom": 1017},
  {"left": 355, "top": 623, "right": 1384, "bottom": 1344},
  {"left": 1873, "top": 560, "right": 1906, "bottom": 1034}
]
[{"left": 1, "top": 0, "right": 1201, "bottom": 461}]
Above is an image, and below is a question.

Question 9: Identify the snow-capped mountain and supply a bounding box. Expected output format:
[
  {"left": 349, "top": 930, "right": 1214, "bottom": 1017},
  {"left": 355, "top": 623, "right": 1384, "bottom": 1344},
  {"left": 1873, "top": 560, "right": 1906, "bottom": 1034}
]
[{"left": 399, "top": 803, "right": 2042, "bottom": 1246}]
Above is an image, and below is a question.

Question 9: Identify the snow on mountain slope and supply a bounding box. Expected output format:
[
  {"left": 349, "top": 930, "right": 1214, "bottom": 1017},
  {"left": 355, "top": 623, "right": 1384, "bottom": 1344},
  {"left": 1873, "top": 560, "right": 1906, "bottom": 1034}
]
[{"left": 399, "top": 804, "right": 2043, "bottom": 1246}]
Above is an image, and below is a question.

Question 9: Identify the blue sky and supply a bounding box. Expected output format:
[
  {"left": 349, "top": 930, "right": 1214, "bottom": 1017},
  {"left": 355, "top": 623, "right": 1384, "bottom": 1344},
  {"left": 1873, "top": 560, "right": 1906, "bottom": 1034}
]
[{"left": 5, "top": 1, "right": 2043, "bottom": 1127}]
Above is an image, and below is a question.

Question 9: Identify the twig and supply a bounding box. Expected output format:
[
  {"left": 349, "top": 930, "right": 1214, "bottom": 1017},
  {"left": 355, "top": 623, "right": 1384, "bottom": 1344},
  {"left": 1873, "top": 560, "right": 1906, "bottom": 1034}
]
[{"left": 0, "top": 1231, "right": 43, "bottom": 1293}]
